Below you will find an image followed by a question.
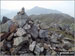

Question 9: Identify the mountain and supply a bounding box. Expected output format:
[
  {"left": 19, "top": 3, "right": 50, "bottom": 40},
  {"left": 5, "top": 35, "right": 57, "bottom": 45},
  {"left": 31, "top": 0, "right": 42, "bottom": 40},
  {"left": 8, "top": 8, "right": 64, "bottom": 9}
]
[
  {"left": 1, "top": 6, "right": 62, "bottom": 20},
  {"left": 30, "top": 13, "right": 74, "bottom": 25},
  {"left": 26, "top": 6, "right": 61, "bottom": 15}
]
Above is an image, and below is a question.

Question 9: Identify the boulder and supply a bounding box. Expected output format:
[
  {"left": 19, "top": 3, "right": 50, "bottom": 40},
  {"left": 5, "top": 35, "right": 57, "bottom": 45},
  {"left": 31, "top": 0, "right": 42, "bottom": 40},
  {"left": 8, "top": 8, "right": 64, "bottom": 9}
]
[
  {"left": 50, "top": 33, "right": 59, "bottom": 44},
  {"left": 0, "top": 20, "right": 14, "bottom": 33},
  {"left": 29, "top": 41, "right": 36, "bottom": 51},
  {"left": 3, "top": 40, "right": 12, "bottom": 51},
  {"left": 63, "top": 41, "right": 73, "bottom": 50},
  {"left": 34, "top": 43, "right": 44, "bottom": 55},
  {"left": 2, "top": 16, "right": 10, "bottom": 24},
  {"left": 9, "top": 24, "right": 17, "bottom": 33},
  {"left": 40, "top": 23, "right": 49, "bottom": 29},
  {"left": 13, "top": 37, "right": 24, "bottom": 46},
  {"left": 23, "top": 23, "right": 31, "bottom": 30},
  {"left": 16, "top": 28, "right": 26, "bottom": 36},
  {"left": 39, "top": 29, "right": 49, "bottom": 39},
  {"left": 29, "top": 24, "right": 38, "bottom": 39},
  {"left": 13, "top": 8, "right": 29, "bottom": 27}
]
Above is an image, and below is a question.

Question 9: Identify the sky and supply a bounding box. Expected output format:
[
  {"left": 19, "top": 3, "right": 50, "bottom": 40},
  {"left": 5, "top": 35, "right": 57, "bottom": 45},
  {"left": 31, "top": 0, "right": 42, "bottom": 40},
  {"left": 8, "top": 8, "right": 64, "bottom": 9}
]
[{"left": 1, "top": 1, "right": 75, "bottom": 17}]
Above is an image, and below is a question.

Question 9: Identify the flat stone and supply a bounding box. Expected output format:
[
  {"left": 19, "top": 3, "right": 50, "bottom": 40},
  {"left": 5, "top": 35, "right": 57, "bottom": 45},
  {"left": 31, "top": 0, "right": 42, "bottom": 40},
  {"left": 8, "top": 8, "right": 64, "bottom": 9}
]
[
  {"left": 16, "top": 28, "right": 26, "bottom": 36},
  {"left": 13, "top": 37, "right": 25, "bottom": 46},
  {"left": 29, "top": 41, "right": 36, "bottom": 51}
]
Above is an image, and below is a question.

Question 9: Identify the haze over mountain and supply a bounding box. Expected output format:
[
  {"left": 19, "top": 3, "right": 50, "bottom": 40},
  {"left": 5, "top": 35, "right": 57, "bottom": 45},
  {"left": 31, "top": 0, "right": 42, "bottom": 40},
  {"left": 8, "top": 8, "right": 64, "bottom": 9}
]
[
  {"left": 1, "top": 6, "right": 62, "bottom": 20},
  {"left": 26, "top": 6, "right": 61, "bottom": 15}
]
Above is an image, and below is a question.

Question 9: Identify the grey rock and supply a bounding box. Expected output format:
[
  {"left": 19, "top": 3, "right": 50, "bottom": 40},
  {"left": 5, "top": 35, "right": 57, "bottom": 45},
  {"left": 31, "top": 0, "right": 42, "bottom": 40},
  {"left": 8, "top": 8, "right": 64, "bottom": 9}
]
[
  {"left": 29, "top": 24, "right": 38, "bottom": 39},
  {"left": 13, "top": 8, "right": 29, "bottom": 27},
  {"left": 0, "top": 20, "right": 14, "bottom": 33},
  {"left": 13, "top": 37, "right": 25, "bottom": 46},
  {"left": 34, "top": 43, "right": 44, "bottom": 55},
  {"left": 50, "top": 33, "right": 59, "bottom": 44},
  {"left": 39, "top": 29, "right": 49, "bottom": 39},
  {"left": 16, "top": 28, "right": 26, "bottom": 36},
  {"left": 2, "top": 16, "right": 10, "bottom": 24},
  {"left": 23, "top": 23, "right": 31, "bottom": 30},
  {"left": 29, "top": 41, "right": 36, "bottom": 51},
  {"left": 63, "top": 41, "right": 73, "bottom": 50},
  {"left": 40, "top": 23, "right": 49, "bottom": 29},
  {"left": 3, "top": 40, "right": 12, "bottom": 51}
]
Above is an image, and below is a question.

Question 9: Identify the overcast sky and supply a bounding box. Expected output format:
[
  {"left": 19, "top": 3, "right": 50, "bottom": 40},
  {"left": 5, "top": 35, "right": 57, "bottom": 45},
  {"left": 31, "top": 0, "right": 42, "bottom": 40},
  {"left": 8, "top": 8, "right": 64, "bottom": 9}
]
[{"left": 1, "top": 1, "right": 75, "bottom": 17}]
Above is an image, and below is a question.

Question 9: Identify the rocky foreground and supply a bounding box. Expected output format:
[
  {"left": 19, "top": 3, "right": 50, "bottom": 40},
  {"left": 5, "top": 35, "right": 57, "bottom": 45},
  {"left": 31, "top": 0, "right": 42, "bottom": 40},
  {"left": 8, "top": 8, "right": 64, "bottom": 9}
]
[{"left": 0, "top": 8, "right": 75, "bottom": 56}]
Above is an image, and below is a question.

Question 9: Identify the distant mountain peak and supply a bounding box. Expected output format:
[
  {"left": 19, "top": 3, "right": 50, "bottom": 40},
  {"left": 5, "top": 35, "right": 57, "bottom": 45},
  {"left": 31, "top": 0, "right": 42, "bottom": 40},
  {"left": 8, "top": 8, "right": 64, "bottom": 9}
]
[{"left": 26, "top": 6, "right": 61, "bottom": 15}]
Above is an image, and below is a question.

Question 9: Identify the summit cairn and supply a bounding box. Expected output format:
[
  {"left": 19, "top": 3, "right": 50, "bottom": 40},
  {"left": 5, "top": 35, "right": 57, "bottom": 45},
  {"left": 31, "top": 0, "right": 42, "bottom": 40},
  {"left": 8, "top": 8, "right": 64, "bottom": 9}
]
[
  {"left": 13, "top": 7, "right": 30, "bottom": 27},
  {"left": 0, "top": 7, "right": 74, "bottom": 55}
]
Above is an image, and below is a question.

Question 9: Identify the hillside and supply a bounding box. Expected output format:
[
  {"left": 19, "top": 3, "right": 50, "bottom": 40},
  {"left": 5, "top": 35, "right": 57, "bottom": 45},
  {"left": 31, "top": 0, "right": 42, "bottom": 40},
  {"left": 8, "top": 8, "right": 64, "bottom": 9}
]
[{"left": 30, "top": 13, "right": 74, "bottom": 25}]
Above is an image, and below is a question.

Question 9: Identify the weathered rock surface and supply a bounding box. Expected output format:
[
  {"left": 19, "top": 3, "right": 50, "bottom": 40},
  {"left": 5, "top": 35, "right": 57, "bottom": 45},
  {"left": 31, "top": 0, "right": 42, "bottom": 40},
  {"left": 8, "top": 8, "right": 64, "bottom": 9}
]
[
  {"left": 39, "top": 29, "right": 50, "bottom": 39},
  {"left": 16, "top": 28, "right": 26, "bottom": 36},
  {"left": 2, "top": 16, "right": 10, "bottom": 24},
  {"left": 0, "top": 20, "right": 14, "bottom": 33},
  {"left": 13, "top": 8, "right": 29, "bottom": 27},
  {"left": 29, "top": 41, "right": 36, "bottom": 51},
  {"left": 13, "top": 37, "right": 25, "bottom": 46},
  {"left": 29, "top": 24, "right": 38, "bottom": 39}
]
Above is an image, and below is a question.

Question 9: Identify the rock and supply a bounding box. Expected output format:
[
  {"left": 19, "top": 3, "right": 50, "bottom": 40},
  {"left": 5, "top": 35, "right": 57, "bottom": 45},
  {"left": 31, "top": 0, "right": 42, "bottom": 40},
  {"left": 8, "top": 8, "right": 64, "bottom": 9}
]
[
  {"left": 29, "top": 41, "right": 36, "bottom": 51},
  {"left": 13, "top": 37, "right": 25, "bottom": 46},
  {"left": 34, "top": 43, "right": 44, "bottom": 55},
  {"left": 13, "top": 8, "right": 29, "bottom": 27},
  {"left": 40, "top": 23, "right": 49, "bottom": 29},
  {"left": 63, "top": 42, "right": 73, "bottom": 50},
  {"left": 50, "top": 33, "right": 59, "bottom": 44},
  {"left": 64, "top": 38, "right": 74, "bottom": 43},
  {"left": 0, "top": 20, "right": 14, "bottom": 33},
  {"left": 20, "top": 7, "right": 25, "bottom": 15},
  {"left": 2, "top": 16, "right": 10, "bottom": 24},
  {"left": 0, "top": 23, "right": 9, "bottom": 33},
  {"left": 57, "top": 34, "right": 64, "bottom": 40},
  {"left": 39, "top": 29, "right": 50, "bottom": 39},
  {"left": 9, "top": 24, "right": 17, "bottom": 33},
  {"left": 44, "top": 43, "right": 49, "bottom": 49},
  {"left": 16, "top": 28, "right": 26, "bottom": 36},
  {"left": 62, "top": 40, "right": 73, "bottom": 50},
  {"left": 0, "top": 40, "right": 4, "bottom": 50},
  {"left": 23, "top": 23, "right": 31, "bottom": 30},
  {"left": 7, "top": 33, "right": 14, "bottom": 41},
  {"left": 29, "top": 24, "right": 38, "bottom": 39},
  {"left": 0, "top": 20, "right": 1, "bottom": 25},
  {"left": 3, "top": 40, "right": 12, "bottom": 51},
  {"left": 0, "top": 32, "right": 11, "bottom": 41}
]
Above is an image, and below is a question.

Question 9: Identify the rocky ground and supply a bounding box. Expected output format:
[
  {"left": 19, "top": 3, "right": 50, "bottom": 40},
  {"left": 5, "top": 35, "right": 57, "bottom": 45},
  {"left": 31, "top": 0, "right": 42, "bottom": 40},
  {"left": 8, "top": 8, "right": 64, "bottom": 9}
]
[{"left": 0, "top": 8, "right": 75, "bottom": 56}]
